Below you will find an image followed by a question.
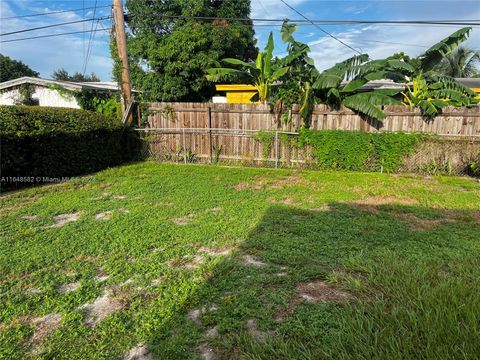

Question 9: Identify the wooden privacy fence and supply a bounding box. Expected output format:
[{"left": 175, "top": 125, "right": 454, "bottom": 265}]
[
  {"left": 137, "top": 102, "right": 480, "bottom": 173},
  {"left": 145, "top": 102, "right": 480, "bottom": 136}
]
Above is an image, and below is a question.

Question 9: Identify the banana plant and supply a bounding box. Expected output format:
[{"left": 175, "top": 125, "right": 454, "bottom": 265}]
[
  {"left": 206, "top": 33, "right": 289, "bottom": 103},
  {"left": 313, "top": 55, "right": 404, "bottom": 120},
  {"left": 313, "top": 27, "right": 478, "bottom": 120},
  {"left": 381, "top": 27, "right": 478, "bottom": 116},
  {"left": 273, "top": 21, "right": 320, "bottom": 125}
]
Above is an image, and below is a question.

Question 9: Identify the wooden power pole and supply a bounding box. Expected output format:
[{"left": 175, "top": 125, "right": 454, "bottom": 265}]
[{"left": 112, "top": 0, "right": 133, "bottom": 123}]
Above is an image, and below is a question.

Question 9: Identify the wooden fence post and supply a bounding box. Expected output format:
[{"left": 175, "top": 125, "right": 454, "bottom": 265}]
[{"left": 207, "top": 105, "right": 213, "bottom": 163}]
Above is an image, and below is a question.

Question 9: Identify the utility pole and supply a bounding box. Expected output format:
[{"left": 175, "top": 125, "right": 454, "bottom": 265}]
[{"left": 112, "top": 0, "right": 133, "bottom": 124}]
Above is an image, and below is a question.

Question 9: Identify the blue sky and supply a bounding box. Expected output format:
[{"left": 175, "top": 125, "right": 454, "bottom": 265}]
[{"left": 1, "top": 0, "right": 479, "bottom": 81}]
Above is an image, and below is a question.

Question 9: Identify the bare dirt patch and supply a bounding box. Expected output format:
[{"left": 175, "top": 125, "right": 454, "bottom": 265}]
[
  {"left": 81, "top": 291, "right": 122, "bottom": 327},
  {"left": 246, "top": 319, "right": 272, "bottom": 342},
  {"left": 389, "top": 211, "right": 464, "bottom": 231},
  {"left": 187, "top": 304, "right": 218, "bottom": 326},
  {"left": 268, "top": 197, "right": 296, "bottom": 205},
  {"left": 205, "top": 326, "right": 218, "bottom": 338},
  {"left": 198, "top": 343, "right": 216, "bottom": 360},
  {"left": 48, "top": 212, "right": 82, "bottom": 228},
  {"left": 25, "top": 287, "right": 42, "bottom": 295},
  {"left": 172, "top": 214, "right": 194, "bottom": 225},
  {"left": 296, "top": 280, "right": 349, "bottom": 303},
  {"left": 235, "top": 173, "right": 310, "bottom": 192},
  {"left": 95, "top": 211, "right": 113, "bottom": 221},
  {"left": 267, "top": 172, "right": 310, "bottom": 189},
  {"left": 348, "top": 196, "right": 418, "bottom": 214},
  {"left": 243, "top": 255, "right": 267, "bottom": 267},
  {"left": 199, "top": 246, "right": 232, "bottom": 257},
  {"left": 118, "top": 208, "right": 130, "bottom": 214},
  {"left": 21, "top": 215, "right": 38, "bottom": 221},
  {"left": 123, "top": 344, "right": 153, "bottom": 360},
  {"left": 94, "top": 274, "right": 110, "bottom": 282},
  {"left": 182, "top": 255, "right": 205, "bottom": 269},
  {"left": 30, "top": 313, "right": 62, "bottom": 352},
  {"left": 209, "top": 207, "right": 222, "bottom": 212},
  {"left": 59, "top": 281, "right": 81, "bottom": 294},
  {"left": 353, "top": 195, "right": 417, "bottom": 207},
  {"left": 276, "top": 280, "right": 350, "bottom": 321},
  {"left": 111, "top": 195, "right": 127, "bottom": 200}
]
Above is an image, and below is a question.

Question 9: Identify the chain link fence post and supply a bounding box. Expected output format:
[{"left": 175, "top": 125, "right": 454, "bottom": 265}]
[
  {"left": 275, "top": 131, "right": 279, "bottom": 169},
  {"left": 182, "top": 128, "right": 187, "bottom": 164}
]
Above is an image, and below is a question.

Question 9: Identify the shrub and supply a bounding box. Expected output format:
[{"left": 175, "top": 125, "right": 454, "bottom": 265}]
[
  {"left": 298, "top": 129, "right": 422, "bottom": 172},
  {"left": 0, "top": 106, "right": 135, "bottom": 186}
]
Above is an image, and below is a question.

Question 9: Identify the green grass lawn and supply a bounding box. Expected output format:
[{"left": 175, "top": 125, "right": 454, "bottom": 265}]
[{"left": 1, "top": 162, "right": 479, "bottom": 359}]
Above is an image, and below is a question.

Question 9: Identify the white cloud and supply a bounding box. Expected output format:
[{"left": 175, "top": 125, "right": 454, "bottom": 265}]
[{"left": 308, "top": 24, "right": 480, "bottom": 71}]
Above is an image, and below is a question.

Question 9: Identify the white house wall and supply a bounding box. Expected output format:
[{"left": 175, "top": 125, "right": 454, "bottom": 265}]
[{"left": 0, "top": 86, "right": 80, "bottom": 108}]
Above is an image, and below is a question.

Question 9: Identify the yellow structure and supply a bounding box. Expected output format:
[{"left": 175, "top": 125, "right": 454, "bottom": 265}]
[
  {"left": 215, "top": 84, "right": 258, "bottom": 104},
  {"left": 472, "top": 88, "right": 480, "bottom": 100}
]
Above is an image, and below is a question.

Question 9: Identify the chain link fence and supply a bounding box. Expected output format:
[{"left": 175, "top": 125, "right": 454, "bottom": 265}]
[{"left": 135, "top": 128, "right": 480, "bottom": 176}]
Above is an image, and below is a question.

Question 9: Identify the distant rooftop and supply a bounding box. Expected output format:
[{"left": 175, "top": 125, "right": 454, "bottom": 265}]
[{"left": 0, "top": 77, "right": 122, "bottom": 92}]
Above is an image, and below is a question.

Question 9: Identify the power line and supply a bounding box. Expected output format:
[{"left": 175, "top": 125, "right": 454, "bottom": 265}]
[
  {"left": 0, "top": 4, "right": 111, "bottom": 20},
  {"left": 279, "top": 0, "right": 363, "bottom": 55},
  {"left": 309, "top": 37, "right": 429, "bottom": 49},
  {"left": 0, "top": 28, "right": 109, "bottom": 43},
  {"left": 0, "top": 16, "right": 112, "bottom": 37},
  {"left": 83, "top": 0, "right": 99, "bottom": 75},
  {"left": 154, "top": 14, "right": 479, "bottom": 26}
]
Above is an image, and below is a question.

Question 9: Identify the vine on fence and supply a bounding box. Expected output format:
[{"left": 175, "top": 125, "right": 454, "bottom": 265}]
[
  {"left": 298, "top": 130, "right": 424, "bottom": 172},
  {"left": 252, "top": 131, "right": 275, "bottom": 159}
]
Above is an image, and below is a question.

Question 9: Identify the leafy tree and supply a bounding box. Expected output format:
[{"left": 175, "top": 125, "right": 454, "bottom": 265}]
[
  {"left": 52, "top": 68, "right": 100, "bottom": 82},
  {"left": 117, "top": 0, "right": 257, "bottom": 102},
  {"left": 206, "top": 32, "right": 289, "bottom": 103},
  {"left": 434, "top": 47, "right": 480, "bottom": 78},
  {"left": 0, "top": 54, "right": 39, "bottom": 82}
]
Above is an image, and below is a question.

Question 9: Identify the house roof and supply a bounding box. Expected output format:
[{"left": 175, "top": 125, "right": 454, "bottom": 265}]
[{"left": 0, "top": 77, "right": 121, "bottom": 92}]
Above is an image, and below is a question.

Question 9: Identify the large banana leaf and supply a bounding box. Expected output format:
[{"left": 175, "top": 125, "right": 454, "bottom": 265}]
[
  {"left": 205, "top": 68, "right": 247, "bottom": 82},
  {"left": 343, "top": 92, "right": 402, "bottom": 120},
  {"left": 281, "top": 21, "right": 297, "bottom": 43},
  {"left": 222, "top": 58, "right": 257, "bottom": 69},
  {"left": 264, "top": 33, "right": 274, "bottom": 77},
  {"left": 419, "top": 27, "right": 471, "bottom": 72},
  {"left": 271, "top": 66, "right": 290, "bottom": 80},
  {"left": 426, "top": 73, "right": 475, "bottom": 95},
  {"left": 341, "top": 78, "right": 368, "bottom": 93},
  {"left": 386, "top": 59, "right": 415, "bottom": 73},
  {"left": 315, "top": 54, "right": 371, "bottom": 91}
]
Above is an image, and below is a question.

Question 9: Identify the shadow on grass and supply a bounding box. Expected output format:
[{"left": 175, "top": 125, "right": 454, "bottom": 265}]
[{"left": 141, "top": 202, "right": 480, "bottom": 360}]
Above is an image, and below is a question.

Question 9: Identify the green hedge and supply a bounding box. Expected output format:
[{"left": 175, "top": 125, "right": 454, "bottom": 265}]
[
  {"left": 298, "top": 129, "right": 422, "bottom": 172},
  {"left": 0, "top": 106, "right": 135, "bottom": 185}
]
